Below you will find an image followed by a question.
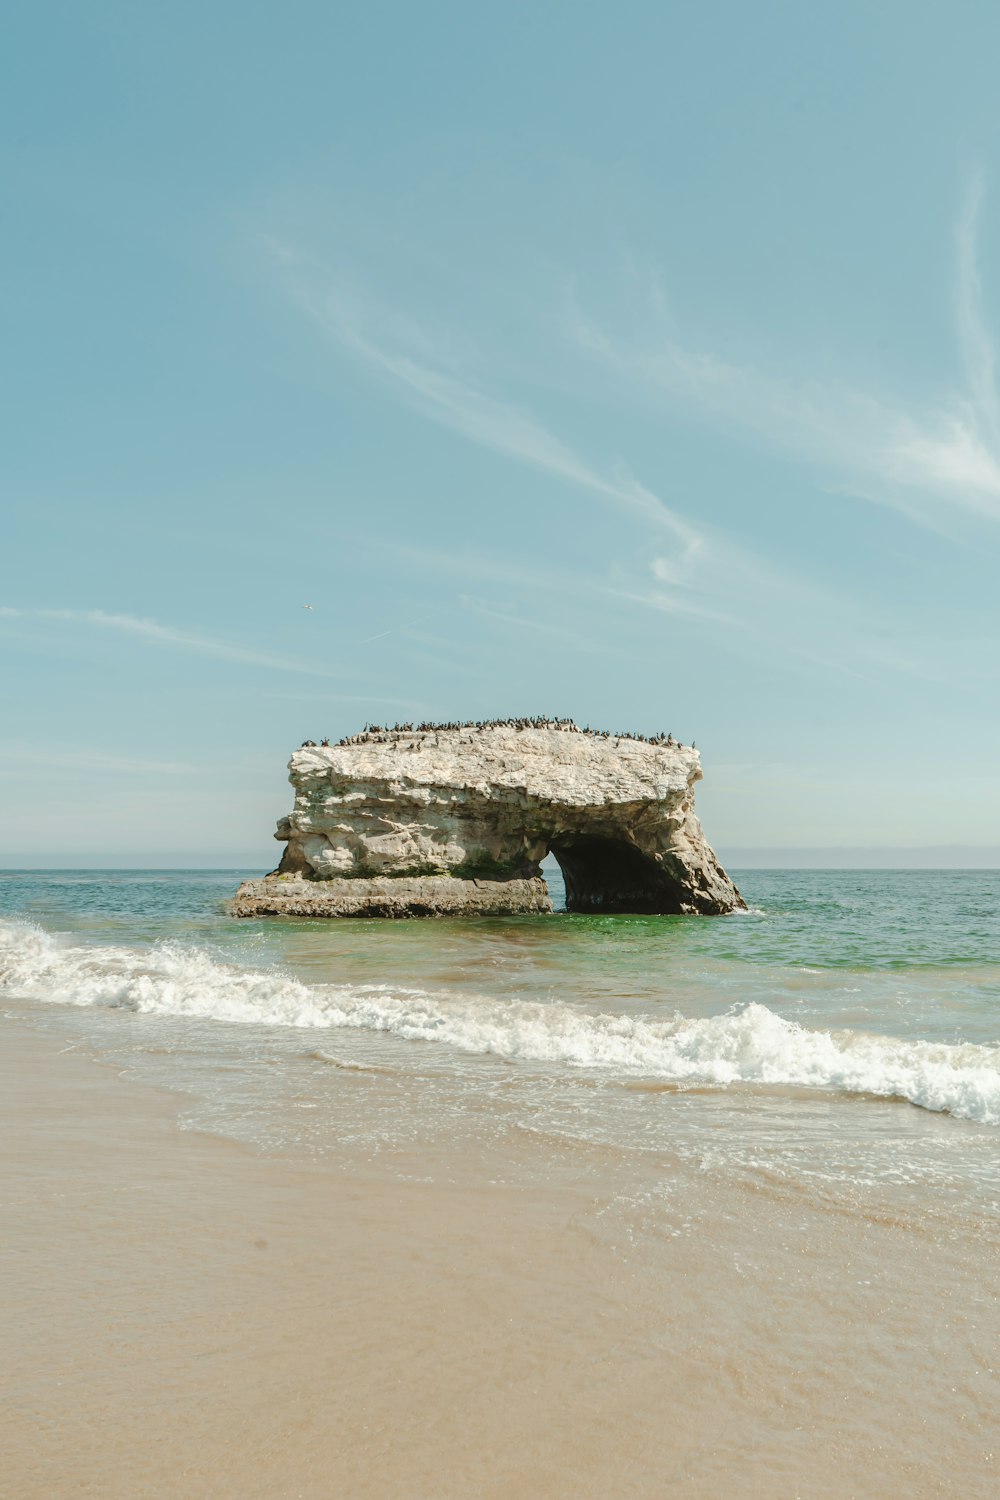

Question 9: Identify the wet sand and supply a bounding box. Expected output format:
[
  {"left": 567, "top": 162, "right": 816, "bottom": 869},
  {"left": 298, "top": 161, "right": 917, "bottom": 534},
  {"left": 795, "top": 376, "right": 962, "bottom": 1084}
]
[{"left": 2, "top": 1020, "right": 998, "bottom": 1499}]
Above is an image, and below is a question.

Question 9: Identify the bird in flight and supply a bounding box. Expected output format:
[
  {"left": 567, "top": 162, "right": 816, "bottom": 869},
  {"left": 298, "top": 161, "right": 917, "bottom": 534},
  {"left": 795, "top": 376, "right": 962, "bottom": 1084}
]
[{"left": 302, "top": 604, "right": 315, "bottom": 610}]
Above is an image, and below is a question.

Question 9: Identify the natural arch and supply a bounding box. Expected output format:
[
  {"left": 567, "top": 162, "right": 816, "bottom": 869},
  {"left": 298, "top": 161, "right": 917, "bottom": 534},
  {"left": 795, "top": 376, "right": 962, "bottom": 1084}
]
[{"left": 234, "top": 723, "right": 746, "bottom": 918}]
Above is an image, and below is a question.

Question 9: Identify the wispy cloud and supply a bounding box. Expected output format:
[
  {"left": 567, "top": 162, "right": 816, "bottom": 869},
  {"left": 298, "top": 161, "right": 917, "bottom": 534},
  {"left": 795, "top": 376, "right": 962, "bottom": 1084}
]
[
  {"left": 388, "top": 536, "right": 970, "bottom": 686},
  {"left": 357, "top": 611, "right": 439, "bottom": 645},
  {"left": 276, "top": 249, "right": 702, "bottom": 558},
  {"left": 606, "top": 581, "right": 739, "bottom": 627},
  {"left": 391, "top": 540, "right": 818, "bottom": 645},
  {"left": 569, "top": 176, "right": 1000, "bottom": 527},
  {"left": 956, "top": 169, "right": 1000, "bottom": 453},
  {"left": 1, "top": 607, "right": 344, "bottom": 678},
  {"left": 269, "top": 224, "right": 990, "bottom": 683},
  {"left": 384, "top": 529, "right": 745, "bottom": 635},
  {"left": 456, "top": 593, "right": 620, "bottom": 651},
  {"left": 278, "top": 250, "right": 895, "bottom": 642}
]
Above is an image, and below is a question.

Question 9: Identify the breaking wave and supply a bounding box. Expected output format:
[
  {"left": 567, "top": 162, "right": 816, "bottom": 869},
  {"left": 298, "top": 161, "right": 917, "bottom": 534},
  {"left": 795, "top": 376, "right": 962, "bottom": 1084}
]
[{"left": 2, "top": 919, "right": 999, "bottom": 1125}]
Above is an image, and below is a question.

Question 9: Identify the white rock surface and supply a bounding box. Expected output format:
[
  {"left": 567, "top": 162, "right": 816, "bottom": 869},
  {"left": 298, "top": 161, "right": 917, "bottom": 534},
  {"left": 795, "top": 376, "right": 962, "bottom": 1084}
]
[{"left": 234, "top": 725, "right": 744, "bottom": 917}]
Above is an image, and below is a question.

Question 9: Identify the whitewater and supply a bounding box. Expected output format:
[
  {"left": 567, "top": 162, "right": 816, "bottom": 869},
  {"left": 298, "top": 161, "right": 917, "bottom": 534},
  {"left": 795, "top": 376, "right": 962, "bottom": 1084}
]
[{"left": 3, "top": 907, "right": 1000, "bottom": 1127}]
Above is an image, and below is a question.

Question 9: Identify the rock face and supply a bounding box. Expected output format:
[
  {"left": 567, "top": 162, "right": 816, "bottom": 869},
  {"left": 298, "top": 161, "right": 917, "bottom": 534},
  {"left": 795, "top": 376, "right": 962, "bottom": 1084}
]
[{"left": 232, "top": 724, "right": 745, "bottom": 918}]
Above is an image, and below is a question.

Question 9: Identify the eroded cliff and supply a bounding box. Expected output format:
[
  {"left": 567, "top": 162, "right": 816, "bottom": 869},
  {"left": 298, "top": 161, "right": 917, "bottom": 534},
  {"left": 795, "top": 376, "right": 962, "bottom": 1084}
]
[{"left": 232, "top": 723, "right": 744, "bottom": 918}]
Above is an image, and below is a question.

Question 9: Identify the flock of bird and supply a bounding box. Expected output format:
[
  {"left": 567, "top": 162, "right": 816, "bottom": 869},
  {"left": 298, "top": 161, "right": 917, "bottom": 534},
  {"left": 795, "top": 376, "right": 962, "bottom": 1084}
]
[{"left": 297, "top": 718, "right": 695, "bottom": 750}]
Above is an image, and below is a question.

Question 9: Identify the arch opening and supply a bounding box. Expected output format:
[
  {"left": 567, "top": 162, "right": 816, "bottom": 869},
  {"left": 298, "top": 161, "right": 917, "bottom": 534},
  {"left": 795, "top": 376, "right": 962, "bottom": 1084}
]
[
  {"left": 547, "top": 834, "right": 688, "bottom": 915},
  {"left": 539, "top": 851, "right": 566, "bottom": 912}
]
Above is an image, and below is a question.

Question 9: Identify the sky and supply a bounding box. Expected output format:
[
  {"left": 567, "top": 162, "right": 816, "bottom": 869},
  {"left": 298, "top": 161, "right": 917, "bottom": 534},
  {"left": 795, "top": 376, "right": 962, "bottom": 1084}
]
[{"left": 3, "top": 0, "right": 1000, "bottom": 866}]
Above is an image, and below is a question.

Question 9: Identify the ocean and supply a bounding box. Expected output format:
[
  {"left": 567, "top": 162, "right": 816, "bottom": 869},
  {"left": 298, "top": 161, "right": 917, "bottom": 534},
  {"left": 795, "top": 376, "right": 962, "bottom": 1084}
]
[
  {"left": 3, "top": 866, "right": 999, "bottom": 1495},
  {"left": 2, "top": 866, "right": 999, "bottom": 1198}
]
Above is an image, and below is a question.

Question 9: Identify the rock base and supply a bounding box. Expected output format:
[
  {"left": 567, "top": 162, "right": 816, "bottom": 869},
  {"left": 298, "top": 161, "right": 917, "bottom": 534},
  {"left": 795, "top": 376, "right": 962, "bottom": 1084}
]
[{"left": 231, "top": 874, "right": 553, "bottom": 919}]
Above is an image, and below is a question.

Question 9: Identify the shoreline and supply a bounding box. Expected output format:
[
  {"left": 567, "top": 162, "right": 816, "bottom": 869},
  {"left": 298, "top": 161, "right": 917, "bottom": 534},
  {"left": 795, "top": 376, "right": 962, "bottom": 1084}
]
[{"left": 3, "top": 1013, "right": 999, "bottom": 1497}]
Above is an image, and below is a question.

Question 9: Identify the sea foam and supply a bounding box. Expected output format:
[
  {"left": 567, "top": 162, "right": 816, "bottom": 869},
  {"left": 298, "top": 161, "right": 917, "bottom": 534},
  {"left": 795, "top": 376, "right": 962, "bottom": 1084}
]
[{"left": 2, "top": 919, "right": 999, "bottom": 1125}]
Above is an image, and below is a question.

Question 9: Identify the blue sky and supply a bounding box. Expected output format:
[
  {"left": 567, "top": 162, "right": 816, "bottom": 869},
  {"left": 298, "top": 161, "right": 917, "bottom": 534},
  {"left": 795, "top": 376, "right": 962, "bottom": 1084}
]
[{"left": 4, "top": 1, "right": 1000, "bottom": 864}]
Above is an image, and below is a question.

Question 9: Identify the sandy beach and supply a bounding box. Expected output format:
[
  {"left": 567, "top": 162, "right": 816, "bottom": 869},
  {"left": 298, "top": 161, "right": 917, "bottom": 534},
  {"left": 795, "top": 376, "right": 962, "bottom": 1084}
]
[{"left": 3, "top": 1014, "right": 998, "bottom": 1499}]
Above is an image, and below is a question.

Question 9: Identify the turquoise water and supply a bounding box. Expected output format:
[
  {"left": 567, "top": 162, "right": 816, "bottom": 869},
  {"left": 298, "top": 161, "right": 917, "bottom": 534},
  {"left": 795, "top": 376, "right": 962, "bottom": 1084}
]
[{"left": 2, "top": 867, "right": 999, "bottom": 1209}]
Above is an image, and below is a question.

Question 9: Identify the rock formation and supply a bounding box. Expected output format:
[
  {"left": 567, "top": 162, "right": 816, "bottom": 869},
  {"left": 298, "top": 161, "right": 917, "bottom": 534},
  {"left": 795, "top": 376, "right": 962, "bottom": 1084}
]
[{"left": 232, "top": 723, "right": 744, "bottom": 918}]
